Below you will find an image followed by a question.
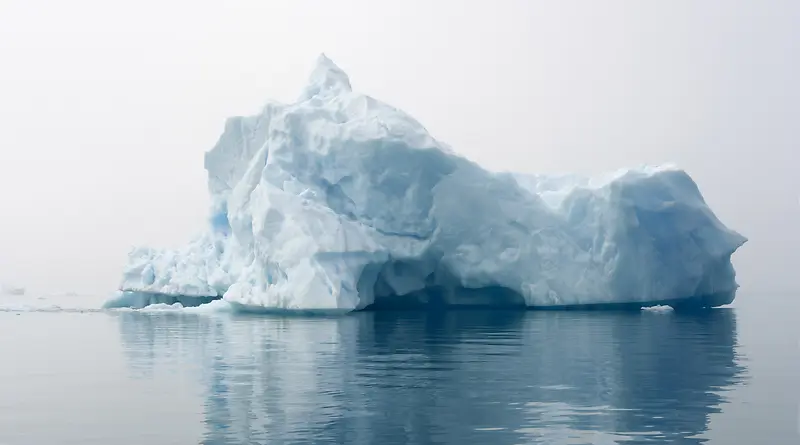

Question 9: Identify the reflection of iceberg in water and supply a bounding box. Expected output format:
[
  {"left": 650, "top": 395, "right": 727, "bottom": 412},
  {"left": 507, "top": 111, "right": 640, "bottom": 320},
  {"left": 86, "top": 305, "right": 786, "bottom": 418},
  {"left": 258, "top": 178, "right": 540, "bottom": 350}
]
[{"left": 114, "top": 308, "right": 745, "bottom": 444}]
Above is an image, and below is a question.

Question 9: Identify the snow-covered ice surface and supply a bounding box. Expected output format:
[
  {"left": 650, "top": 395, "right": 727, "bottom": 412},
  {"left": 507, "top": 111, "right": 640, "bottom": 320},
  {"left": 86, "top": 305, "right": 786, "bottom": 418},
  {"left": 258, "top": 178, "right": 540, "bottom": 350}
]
[{"left": 106, "top": 54, "right": 747, "bottom": 312}]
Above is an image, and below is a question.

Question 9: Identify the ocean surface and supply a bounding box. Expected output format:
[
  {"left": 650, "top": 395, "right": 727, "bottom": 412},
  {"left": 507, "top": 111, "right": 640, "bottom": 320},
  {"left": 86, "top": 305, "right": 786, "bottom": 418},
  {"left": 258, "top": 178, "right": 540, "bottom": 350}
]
[{"left": 0, "top": 292, "right": 797, "bottom": 444}]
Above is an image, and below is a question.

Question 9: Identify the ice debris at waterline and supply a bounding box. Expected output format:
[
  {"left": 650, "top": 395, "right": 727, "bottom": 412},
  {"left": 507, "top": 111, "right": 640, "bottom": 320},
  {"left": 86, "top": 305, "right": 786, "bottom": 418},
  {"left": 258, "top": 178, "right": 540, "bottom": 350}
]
[{"left": 104, "top": 54, "right": 747, "bottom": 312}]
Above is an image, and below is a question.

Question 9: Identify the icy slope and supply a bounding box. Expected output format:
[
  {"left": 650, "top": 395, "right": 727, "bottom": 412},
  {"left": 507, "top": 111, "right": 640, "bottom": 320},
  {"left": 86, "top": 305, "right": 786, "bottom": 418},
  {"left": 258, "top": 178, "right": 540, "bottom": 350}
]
[{"left": 107, "top": 55, "right": 747, "bottom": 311}]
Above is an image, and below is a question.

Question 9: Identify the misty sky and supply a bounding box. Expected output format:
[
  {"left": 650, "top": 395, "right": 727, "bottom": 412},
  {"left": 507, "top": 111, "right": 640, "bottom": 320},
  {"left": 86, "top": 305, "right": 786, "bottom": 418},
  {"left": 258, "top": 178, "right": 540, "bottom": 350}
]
[{"left": 0, "top": 0, "right": 797, "bottom": 296}]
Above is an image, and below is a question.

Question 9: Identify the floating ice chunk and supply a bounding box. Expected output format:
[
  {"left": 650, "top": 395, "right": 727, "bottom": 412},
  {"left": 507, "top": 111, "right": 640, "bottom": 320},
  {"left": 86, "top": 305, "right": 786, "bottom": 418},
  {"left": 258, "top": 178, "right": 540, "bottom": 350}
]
[
  {"left": 0, "top": 283, "right": 26, "bottom": 296},
  {"left": 641, "top": 305, "right": 675, "bottom": 313},
  {"left": 111, "top": 55, "right": 747, "bottom": 312}
]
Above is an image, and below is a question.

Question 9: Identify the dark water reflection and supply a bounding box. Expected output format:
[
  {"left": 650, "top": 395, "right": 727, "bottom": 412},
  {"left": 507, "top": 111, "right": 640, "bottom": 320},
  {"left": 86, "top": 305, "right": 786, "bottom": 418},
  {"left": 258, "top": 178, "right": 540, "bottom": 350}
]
[{"left": 116, "top": 309, "right": 745, "bottom": 444}]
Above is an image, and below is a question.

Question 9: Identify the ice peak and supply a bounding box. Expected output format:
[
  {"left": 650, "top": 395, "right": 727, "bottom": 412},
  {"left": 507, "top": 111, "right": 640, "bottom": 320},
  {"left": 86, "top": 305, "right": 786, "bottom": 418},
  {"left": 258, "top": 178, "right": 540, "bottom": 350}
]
[{"left": 300, "top": 53, "right": 352, "bottom": 100}]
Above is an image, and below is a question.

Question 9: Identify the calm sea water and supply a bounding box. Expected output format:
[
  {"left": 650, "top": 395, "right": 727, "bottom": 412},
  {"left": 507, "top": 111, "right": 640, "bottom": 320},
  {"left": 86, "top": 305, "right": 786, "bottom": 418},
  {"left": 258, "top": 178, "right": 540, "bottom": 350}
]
[{"left": 0, "top": 293, "right": 797, "bottom": 444}]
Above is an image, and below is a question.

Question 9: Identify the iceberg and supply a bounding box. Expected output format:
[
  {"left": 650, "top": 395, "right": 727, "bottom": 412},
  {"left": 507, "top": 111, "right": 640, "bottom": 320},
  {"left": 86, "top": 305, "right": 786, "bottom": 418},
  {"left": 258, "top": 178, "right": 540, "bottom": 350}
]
[
  {"left": 0, "top": 283, "right": 25, "bottom": 296},
  {"left": 106, "top": 55, "right": 747, "bottom": 312}
]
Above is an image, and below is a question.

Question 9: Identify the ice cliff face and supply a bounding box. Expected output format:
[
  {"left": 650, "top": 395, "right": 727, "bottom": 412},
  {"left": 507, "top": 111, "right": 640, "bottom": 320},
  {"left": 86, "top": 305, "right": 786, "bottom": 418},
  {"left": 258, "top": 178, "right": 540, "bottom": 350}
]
[{"left": 107, "top": 55, "right": 747, "bottom": 311}]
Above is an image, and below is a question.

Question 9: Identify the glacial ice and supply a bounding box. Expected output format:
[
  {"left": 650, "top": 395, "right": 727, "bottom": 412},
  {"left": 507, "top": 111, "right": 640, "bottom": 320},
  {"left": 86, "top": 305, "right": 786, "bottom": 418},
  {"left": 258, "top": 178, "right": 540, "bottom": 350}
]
[{"left": 105, "top": 54, "right": 747, "bottom": 312}]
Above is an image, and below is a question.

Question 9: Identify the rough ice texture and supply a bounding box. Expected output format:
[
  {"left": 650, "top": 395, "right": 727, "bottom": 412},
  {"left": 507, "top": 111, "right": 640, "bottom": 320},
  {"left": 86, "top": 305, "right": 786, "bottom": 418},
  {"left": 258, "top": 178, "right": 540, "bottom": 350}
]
[{"left": 106, "top": 55, "right": 747, "bottom": 312}]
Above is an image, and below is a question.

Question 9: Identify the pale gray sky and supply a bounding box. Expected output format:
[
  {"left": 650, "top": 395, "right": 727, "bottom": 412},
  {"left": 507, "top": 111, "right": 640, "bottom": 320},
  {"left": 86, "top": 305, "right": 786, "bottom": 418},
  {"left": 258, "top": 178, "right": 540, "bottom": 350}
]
[{"left": 0, "top": 0, "right": 797, "bottom": 295}]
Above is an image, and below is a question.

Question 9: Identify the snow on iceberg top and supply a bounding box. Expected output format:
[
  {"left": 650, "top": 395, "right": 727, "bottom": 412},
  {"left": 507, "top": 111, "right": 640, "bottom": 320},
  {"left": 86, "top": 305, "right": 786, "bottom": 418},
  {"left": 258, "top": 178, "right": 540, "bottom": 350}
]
[{"left": 109, "top": 55, "right": 747, "bottom": 312}]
